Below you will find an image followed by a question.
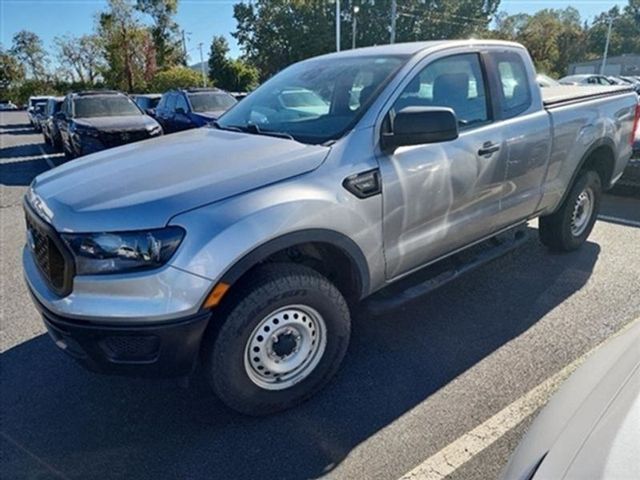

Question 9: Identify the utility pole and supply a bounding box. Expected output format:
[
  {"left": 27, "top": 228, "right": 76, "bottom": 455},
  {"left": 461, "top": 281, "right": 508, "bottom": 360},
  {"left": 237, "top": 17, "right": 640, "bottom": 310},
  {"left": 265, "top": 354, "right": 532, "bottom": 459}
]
[
  {"left": 352, "top": 6, "right": 359, "bottom": 50},
  {"left": 600, "top": 16, "right": 613, "bottom": 75},
  {"left": 181, "top": 30, "right": 188, "bottom": 63},
  {"left": 390, "top": 0, "right": 397, "bottom": 44},
  {"left": 336, "top": 0, "right": 341, "bottom": 52},
  {"left": 198, "top": 42, "right": 207, "bottom": 87}
]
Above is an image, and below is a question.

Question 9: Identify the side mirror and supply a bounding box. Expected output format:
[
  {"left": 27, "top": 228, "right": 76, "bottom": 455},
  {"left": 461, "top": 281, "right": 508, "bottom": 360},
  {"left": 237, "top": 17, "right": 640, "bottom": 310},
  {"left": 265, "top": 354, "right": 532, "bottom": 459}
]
[
  {"left": 175, "top": 107, "right": 186, "bottom": 115},
  {"left": 381, "top": 107, "right": 459, "bottom": 151}
]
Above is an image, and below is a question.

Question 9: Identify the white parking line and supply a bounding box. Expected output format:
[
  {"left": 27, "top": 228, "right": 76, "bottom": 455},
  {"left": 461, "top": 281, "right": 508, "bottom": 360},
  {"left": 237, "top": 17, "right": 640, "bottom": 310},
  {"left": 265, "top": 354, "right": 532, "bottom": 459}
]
[
  {"left": 38, "top": 146, "right": 57, "bottom": 170},
  {"left": 398, "top": 317, "right": 640, "bottom": 480},
  {"left": 598, "top": 214, "right": 640, "bottom": 228}
]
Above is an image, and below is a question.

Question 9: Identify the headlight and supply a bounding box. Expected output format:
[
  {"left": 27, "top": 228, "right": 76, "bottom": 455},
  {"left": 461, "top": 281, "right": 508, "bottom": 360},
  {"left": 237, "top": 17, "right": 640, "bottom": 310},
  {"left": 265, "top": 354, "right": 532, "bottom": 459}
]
[
  {"left": 62, "top": 227, "right": 185, "bottom": 275},
  {"left": 147, "top": 124, "right": 162, "bottom": 136},
  {"left": 73, "top": 124, "right": 100, "bottom": 138}
]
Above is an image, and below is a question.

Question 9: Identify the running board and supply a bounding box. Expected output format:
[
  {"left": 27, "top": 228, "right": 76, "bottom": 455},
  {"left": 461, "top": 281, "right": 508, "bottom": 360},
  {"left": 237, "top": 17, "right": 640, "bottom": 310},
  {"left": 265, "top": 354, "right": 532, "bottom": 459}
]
[{"left": 365, "top": 227, "right": 531, "bottom": 315}]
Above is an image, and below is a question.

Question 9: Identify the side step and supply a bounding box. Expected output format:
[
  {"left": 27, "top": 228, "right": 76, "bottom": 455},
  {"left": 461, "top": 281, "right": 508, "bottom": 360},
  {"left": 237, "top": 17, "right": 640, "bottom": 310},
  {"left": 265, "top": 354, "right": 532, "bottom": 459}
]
[{"left": 365, "top": 227, "right": 531, "bottom": 315}]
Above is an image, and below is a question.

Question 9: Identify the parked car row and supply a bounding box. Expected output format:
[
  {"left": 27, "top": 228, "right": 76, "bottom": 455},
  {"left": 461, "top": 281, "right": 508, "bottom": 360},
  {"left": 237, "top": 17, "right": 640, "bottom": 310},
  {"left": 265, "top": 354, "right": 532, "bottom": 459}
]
[
  {"left": 30, "top": 87, "right": 239, "bottom": 159},
  {"left": 0, "top": 99, "right": 19, "bottom": 110}
]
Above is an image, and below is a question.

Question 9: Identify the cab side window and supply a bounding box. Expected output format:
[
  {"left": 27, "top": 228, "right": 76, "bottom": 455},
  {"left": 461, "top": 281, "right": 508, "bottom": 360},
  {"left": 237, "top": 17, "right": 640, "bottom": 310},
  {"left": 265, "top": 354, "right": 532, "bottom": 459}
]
[
  {"left": 166, "top": 93, "right": 176, "bottom": 113},
  {"left": 393, "top": 53, "right": 489, "bottom": 128},
  {"left": 175, "top": 94, "right": 189, "bottom": 113},
  {"left": 492, "top": 51, "right": 532, "bottom": 119}
]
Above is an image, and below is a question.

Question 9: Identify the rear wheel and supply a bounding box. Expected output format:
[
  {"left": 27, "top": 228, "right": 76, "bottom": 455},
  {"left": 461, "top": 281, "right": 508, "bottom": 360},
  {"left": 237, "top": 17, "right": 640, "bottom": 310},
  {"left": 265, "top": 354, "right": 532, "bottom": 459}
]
[
  {"left": 202, "top": 263, "right": 351, "bottom": 415},
  {"left": 539, "top": 170, "right": 602, "bottom": 251}
]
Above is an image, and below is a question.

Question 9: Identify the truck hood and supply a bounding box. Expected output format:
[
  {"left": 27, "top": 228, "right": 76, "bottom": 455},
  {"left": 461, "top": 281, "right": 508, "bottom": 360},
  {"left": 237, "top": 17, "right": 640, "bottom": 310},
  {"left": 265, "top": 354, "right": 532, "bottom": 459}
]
[
  {"left": 75, "top": 115, "right": 158, "bottom": 131},
  {"left": 31, "top": 127, "right": 329, "bottom": 232}
]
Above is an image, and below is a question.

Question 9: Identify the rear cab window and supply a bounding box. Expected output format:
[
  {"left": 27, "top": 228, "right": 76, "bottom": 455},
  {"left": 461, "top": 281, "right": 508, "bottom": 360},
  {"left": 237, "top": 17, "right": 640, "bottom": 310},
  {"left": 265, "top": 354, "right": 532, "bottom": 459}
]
[{"left": 489, "top": 51, "right": 532, "bottom": 119}]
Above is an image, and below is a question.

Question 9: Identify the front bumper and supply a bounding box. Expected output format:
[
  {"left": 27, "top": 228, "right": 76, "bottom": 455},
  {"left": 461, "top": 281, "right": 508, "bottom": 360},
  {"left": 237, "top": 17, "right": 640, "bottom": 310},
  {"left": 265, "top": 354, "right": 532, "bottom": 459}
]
[{"left": 30, "top": 288, "right": 211, "bottom": 377}]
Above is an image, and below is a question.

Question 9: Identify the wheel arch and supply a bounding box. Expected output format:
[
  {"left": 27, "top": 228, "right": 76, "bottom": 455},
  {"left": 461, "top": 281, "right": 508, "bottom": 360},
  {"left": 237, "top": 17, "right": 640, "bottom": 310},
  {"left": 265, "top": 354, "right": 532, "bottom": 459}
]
[
  {"left": 556, "top": 138, "right": 615, "bottom": 210},
  {"left": 215, "top": 229, "right": 371, "bottom": 304}
]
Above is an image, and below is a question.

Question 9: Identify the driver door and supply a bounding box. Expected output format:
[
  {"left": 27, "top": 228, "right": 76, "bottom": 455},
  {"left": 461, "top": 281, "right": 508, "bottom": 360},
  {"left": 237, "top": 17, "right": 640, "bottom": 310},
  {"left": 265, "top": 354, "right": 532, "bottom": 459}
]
[{"left": 379, "top": 52, "right": 508, "bottom": 279}]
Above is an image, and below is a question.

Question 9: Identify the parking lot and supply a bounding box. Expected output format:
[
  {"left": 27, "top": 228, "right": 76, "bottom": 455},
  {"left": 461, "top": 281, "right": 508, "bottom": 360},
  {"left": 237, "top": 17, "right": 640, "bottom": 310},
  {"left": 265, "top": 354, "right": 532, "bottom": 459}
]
[{"left": 1, "top": 109, "right": 639, "bottom": 479}]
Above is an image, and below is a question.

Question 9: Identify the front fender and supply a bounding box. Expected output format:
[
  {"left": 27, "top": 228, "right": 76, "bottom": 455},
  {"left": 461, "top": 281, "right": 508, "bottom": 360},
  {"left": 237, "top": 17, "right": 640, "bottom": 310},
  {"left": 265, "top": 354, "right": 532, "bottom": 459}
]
[{"left": 167, "top": 177, "right": 384, "bottom": 303}]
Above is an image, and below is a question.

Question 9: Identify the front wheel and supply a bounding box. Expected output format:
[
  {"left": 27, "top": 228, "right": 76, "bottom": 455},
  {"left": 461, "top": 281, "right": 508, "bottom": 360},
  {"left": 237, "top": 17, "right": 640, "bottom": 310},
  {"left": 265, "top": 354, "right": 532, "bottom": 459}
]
[
  {"left": 539, "top": 170, "right": 602, "bottom": 252},
  {"left": 202, "top": 263, "right": 351, "bottom": 415}
]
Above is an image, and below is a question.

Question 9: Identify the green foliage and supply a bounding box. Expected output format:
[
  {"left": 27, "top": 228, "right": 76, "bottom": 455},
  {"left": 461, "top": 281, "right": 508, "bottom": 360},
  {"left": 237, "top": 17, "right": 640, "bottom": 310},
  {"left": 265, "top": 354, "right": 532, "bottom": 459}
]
[
  {"left": 54, "top": 34, "right": 104, "bottom": 84},
  {"left": 10, "top": 30, "right": 48, "bottom": 80},
  {"left": 207, "top": 35, "right": 258, "bottom": 92},
  {"left": 9, "top": 79, "right": 57, "bottom": 106},
  {"left": 225, "top": 59, "right": 259, "bottom": 92},
  {"left": 233, "top": 0, "right": 500, "bottom": 79},
  {"left": 588, "top": 3, "right": 640, "bottom": 61},
  {"left": 135, "top": 0, "right": 185, "bottom": 69},
  {"left": 492, "top": 2, "right": 640, "bottom": 77},
  {"left": 151, "top": 65, "right": 206, "bottom": 91},
  {"left": 0, "top": 46, "right": 25, "bottom": 91},
  {"left": 98, "top": 0, "right": 156, "bottom": 91}
]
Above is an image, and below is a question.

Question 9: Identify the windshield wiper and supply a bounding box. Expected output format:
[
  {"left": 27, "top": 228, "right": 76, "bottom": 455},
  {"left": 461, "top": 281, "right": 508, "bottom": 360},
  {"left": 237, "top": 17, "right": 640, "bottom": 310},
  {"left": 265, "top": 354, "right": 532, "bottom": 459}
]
[
  {"left": 212, "top": 120, "right": 296, "bottom": 141},
  {"left": 211, "top": 120, "right": 243, "bottom": 132}
]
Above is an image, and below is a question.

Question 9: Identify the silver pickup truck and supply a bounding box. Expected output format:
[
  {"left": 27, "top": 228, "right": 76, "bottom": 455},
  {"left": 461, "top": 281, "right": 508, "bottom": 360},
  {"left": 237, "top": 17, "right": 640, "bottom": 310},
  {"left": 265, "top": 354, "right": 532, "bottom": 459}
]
[{"left": 23, "top": 40, "right": 639, "bottom": 415}]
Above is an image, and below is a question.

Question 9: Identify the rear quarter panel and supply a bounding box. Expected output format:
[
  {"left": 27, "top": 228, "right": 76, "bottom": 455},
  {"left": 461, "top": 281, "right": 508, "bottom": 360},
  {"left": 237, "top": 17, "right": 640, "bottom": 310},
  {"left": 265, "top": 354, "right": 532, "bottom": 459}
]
[{"left": 538, "top": 92, "right": 636, "bottom": 213}]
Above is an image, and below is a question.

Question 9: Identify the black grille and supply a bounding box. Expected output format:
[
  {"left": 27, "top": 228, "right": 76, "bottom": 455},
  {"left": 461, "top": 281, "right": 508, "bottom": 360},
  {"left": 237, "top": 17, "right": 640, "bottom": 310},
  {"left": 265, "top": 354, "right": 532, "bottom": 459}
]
[
  {"left": 24, "top": 203, "right": 74, "bottom": 296},
  {"left": 100, "top": 129, "right": 150, "bottom": 148}
]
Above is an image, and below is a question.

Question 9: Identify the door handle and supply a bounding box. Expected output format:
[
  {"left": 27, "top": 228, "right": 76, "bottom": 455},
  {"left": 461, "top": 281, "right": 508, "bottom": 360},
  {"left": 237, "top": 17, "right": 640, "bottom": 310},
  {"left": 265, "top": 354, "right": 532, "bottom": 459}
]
[{"left": 478, "top": 142, "right": 500, "bottom": 157}]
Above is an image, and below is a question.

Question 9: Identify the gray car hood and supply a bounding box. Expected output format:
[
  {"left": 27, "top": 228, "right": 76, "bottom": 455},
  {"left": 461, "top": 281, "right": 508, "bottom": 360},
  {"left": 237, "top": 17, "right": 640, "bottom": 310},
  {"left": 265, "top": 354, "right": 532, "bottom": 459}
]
[
  {"left": 75, "top": 115, "right": 158, "bottom": 131},
  {"left": 31, "top": 128, "right": 329, "bottom": 232}
]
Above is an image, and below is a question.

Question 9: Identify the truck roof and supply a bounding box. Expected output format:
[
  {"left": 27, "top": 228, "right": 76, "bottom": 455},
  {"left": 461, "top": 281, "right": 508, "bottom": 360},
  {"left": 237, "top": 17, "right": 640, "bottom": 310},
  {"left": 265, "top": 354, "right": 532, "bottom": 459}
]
[{"left": 313, "top": 39, "right": 526, "bottom": 60}]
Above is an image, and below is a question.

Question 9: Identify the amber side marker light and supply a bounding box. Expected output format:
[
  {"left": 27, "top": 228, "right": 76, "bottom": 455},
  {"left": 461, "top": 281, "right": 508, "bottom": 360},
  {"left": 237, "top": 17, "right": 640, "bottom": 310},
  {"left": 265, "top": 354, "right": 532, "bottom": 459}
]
[{"left": 203, "top": 282, "right": 230, "bottom": 308}]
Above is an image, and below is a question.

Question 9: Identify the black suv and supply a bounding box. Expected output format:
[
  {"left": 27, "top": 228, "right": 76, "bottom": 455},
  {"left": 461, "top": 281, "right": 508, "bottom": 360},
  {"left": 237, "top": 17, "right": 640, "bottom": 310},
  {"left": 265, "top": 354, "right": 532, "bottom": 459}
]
[
  {"left": 57, "top": 91, "right": 163, "bottom": 159},
  {"left": 155, "top": 88, "right": 236, "bottom": 134},
  {"left": 42, "top": 96, "right": 65, "bottom": 150}
]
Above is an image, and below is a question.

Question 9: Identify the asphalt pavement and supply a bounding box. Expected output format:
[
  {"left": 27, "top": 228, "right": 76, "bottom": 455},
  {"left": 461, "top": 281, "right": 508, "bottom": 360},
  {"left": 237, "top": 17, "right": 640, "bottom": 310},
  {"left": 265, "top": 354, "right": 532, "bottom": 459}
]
[{"left": 1, "top": 110, "right": 639, "bottom": 480}]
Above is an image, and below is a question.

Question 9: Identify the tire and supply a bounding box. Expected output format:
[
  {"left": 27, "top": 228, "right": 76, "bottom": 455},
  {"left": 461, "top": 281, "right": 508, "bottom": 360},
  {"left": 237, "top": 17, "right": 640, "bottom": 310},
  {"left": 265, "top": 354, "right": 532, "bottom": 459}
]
[
  {"left": 63, "top": 142, "right": 75, "bottom": 161},
  {"left": 202, "top": 263, "right": 351, "bottom": 415},
  {"left": 539, "top": 170, "right": 602, "bottom": 252}
]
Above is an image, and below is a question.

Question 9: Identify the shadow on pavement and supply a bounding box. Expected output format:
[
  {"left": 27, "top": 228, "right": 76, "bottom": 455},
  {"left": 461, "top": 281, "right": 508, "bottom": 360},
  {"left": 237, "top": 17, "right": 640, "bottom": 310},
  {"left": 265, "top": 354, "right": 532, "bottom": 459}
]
[
  {"left": 0, "top": 147, "right": 63, "bottom": 186},
  {"left": 0, "top": 235, "right": 601, "bottom": 479},
  {"left": 600, "top": 192, "right": 640, "bottom": 227}
]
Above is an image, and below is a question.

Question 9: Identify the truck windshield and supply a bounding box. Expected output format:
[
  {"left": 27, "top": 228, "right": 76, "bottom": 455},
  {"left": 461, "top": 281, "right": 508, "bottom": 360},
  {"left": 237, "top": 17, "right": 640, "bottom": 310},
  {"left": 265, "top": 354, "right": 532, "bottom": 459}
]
[
  {"left": 74, "top": 96, "right": 142, "bottom": 118},
  {"left": 216, "top": 54, "right": 407, "bottom": 144},
  {"left": 189, "top": 92, "right": 237, "bottom": 113}
]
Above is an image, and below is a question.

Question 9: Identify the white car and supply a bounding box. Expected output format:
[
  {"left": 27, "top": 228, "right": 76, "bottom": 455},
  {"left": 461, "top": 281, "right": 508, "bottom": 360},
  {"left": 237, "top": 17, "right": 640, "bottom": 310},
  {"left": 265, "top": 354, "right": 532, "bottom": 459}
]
[{"left": 0, "top": 100, "right": 18, "bottom": 110}]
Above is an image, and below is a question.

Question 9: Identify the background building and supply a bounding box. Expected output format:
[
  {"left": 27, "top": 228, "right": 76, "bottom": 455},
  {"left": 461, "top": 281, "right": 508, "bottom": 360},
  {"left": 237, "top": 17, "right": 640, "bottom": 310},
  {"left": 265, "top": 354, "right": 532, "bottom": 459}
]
[{"left": 568, "top": 54, "right": 640, "bottom": 76}]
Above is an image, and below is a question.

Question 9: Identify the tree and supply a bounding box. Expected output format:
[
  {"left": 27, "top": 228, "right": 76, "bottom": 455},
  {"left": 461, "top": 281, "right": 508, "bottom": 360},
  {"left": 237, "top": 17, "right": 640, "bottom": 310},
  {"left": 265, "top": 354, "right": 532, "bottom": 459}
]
[
  {"left": 225, "top": 59, "right": 259, "bottom": 92},
  {"left": 587, "top": 4, "right": 640, "bottom": 62},
  {"left": 98, "top": 0, "right": 155, "bottom": 91},
  {"left": 490, "top": 7, "right": 588, "bottom": 77},
  {"left": 54, "top": 34, "right": 104, "bottom": 85},
  {"left": 233, "top": 0, "right": 500, "bottom": 79},
  {"left": 207, "top": 35, "right": 259, "bottom": 92},
  {"left": 11, "top": 30, "right": 48, "bottom": 80},
  {"left": 135, "top": 0, "right": 185, "bottom": 69},
  {"left": 151, "top": 65, "right": 205, "bottom": 91},
  {"left": 0, "top": 46, "right": 25, "bottom": 90}
]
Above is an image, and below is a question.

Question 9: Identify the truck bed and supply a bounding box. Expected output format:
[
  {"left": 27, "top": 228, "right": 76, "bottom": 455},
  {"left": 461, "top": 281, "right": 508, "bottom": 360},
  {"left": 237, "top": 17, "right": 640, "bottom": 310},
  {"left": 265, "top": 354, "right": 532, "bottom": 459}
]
[{"left": 542, "top": 85, "right": 636, "bottom": 108}]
